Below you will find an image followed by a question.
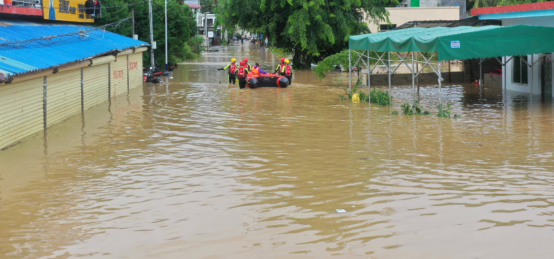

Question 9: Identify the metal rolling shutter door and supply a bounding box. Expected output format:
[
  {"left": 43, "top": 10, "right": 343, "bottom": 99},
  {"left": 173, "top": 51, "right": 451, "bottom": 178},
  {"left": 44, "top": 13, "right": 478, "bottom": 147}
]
[
  {"left": 128, "top": 53, "right": 143, "bottom": 89},
  {"left": 46, "top": 69, "right": 81, "bottom": 127},
  {"left": 110, "top": 56, "right": 128, "bottom": 97},
  {"left": 83, "top": 64, "right": 109, "bottom": 110},
  {"left": 0, "top": 77, "right": 44, "bottom": 149}
]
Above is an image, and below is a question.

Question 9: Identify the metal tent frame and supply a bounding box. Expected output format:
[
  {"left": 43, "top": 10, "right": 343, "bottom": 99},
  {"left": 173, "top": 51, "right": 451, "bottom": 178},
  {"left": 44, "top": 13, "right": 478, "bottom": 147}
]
[
  {"left": 348, "top": 50, "right": 444, "bottom": 106},
  {"left": 348, "top": 25, "right": 554, "bottom": 106},
  {"left": 348, "top": 50, "right": 544, "bottom": 106}
]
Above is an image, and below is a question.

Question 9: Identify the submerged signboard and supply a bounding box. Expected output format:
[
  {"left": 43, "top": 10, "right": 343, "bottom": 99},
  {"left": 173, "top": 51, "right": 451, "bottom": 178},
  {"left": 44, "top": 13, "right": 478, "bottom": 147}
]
[{"left": 42, "top": 0, "right": 94, "bottom": 23}]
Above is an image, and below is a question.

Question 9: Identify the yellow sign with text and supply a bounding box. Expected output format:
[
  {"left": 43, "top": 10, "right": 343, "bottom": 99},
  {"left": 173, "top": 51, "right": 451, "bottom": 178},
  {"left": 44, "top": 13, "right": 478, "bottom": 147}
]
[{"left": 42, "top": 0, "right": 95, "bottom": 23}]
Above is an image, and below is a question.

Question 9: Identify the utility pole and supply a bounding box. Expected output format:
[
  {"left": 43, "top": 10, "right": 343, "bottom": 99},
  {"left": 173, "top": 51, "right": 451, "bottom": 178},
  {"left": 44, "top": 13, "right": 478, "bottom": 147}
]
[
  {"left": 165, "top": 0, "right": 169, "bottom": 71},
  {"left": 148, "top": 0, "right": 155, "bottom": 69},
  {"left": 204, "top": 12, "right": 209, "bottom": 50},
  {"left": 131, "top": 8, "right": 135, "bottom": 38}
]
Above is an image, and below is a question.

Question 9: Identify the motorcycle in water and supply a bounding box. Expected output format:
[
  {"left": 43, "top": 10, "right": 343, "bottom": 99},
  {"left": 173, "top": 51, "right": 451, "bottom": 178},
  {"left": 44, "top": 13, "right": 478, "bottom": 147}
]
[{"left": 143, "top": 66, "right": 164, "bottom": 83}]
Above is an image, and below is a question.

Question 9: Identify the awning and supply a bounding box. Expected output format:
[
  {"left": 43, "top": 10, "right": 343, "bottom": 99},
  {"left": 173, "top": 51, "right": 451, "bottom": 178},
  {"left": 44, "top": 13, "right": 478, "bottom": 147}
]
[{"left": 349, "top": 25, "right": 554, "bottom": 61}]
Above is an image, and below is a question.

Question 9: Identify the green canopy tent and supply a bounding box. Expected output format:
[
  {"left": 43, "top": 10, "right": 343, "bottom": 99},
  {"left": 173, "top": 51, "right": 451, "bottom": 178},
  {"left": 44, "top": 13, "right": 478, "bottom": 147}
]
[{"left": 348, "top": 25, "right": 554, "bottom": 104}]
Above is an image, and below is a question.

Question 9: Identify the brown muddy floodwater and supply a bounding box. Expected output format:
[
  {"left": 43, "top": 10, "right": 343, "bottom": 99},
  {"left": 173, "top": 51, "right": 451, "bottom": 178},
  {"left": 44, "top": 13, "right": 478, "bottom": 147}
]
[{"left": 1, "top": 43, "right": 554, "bottom": 259}]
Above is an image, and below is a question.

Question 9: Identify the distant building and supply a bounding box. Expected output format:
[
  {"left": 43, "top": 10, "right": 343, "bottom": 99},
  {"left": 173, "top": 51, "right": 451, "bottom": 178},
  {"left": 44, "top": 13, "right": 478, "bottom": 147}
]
[
  {"left": 401, "top": 0, "right": 466, "bottom": 18},
  {"left": 473, "top": 2, "right": 554, "bottom": 98},
  {"left": 367, "top": 6, "right": 460, "bottom": 33},
  {"left": 184, "top": 0, "right": 201, "bottom": 13},
  {"left": 184, "top": 0, "right": 219, "bottom": 43},
  {"left": 0, "top": 0, "right": 95, "bottom": 22}
]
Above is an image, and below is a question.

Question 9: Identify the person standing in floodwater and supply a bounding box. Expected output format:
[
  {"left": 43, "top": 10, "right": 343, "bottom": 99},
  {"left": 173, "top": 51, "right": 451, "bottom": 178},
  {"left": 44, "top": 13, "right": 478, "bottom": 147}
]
[
  {"left": 241, "top": 37, "right": 244, "bottom": 45},
  {"left": 237, "top": 61, "right": 249, "bottom": 89},
  {"left": 265, "top": 37, "right": 268, "bottom": 47},
  {"left": 284, "top": 59, "right": 293, "bottom": 85},
  {"left": 274, "top": 58, "right": 286, "bottom": 75},
  {"left": 218, "top": 58, "right": 238, "bottom": 84}
]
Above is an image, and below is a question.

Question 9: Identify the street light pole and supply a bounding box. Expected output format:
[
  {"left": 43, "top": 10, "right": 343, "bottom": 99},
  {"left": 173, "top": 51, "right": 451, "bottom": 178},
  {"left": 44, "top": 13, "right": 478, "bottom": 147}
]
[
  {"left": 165, "top": 0, "right": 169, "bottom": 71},
  {"left": 148, "top": 0, "right": 155, "bottom": 69},
  {"left": 204, "top": 12, "right": 208, "bottom": 50}
]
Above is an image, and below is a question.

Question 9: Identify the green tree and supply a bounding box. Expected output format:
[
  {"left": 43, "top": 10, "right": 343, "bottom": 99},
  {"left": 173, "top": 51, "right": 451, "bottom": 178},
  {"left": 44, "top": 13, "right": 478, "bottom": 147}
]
[
  {"left": 200, "top": 0, "right": 216, "bottom": 13},
  {"left": 217, "top": 0, "right": 392, "bottom": 68},
  {"left": 95, "top": 0, "right": 198, "bottom": 67}
]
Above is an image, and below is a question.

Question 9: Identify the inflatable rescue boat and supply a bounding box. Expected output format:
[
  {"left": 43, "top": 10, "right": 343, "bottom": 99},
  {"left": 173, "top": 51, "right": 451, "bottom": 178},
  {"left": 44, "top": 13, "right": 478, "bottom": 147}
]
[{"left": 246, "top": 73, "right": 289, "bottom": 88}]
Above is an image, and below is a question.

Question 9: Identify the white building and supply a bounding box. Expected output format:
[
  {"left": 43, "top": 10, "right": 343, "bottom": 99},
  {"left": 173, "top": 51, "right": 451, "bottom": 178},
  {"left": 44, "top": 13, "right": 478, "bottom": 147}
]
[
  {"left": 474, "top": 2, "right": 554, "bottom": 98},
  {"left": 184, "top": 0, "right": 217, "bottom": 38}
]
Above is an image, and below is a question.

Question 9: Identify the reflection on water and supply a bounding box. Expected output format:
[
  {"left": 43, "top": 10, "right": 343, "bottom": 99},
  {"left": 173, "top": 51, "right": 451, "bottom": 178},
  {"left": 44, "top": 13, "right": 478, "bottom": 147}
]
[{"left": 1, "top": 42, "right": 554, "bottom": 259}]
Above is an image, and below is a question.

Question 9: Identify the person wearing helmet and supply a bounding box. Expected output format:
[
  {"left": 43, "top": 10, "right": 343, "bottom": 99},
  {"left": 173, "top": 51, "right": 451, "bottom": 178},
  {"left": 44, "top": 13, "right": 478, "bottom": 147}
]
[
  {"left": 274, "top": 58, "right": 286, "bottom": 75},
  {"left": 243, "top": 58, "right": 252, "bottom": 71},
  {"left": 284, "top": 59, "right": 293, "bottom": 85},
  {"left": 237, "top": 61, "right": 250, "bottom": 89},
  {"left": 218, "top": 58, "right": 238, "bottom": 84}
]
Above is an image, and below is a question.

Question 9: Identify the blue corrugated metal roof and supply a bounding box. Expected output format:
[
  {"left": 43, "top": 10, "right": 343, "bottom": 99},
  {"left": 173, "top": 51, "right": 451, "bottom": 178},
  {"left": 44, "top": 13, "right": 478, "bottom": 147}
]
[{"left": 0, "top": 20, "right": 149, "bottom": 76}]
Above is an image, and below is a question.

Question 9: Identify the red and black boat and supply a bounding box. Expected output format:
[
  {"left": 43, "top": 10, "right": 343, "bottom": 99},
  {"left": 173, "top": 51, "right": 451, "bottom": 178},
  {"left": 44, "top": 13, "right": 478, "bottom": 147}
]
[{"left": 246, "top": 73, "right": 289, "bottom": 88}]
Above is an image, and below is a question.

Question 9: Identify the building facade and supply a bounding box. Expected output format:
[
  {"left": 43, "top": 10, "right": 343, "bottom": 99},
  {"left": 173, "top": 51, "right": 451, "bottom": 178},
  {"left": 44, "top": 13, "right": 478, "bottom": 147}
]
[
  {"left": 368, "top": 7, "right": 460, "bottom": 33},
  {"left": 473, "top": 2, "right": 554, "bottom": 98},
  {"left": 0, "top": 21, "right": 148, "bottom": 150}
]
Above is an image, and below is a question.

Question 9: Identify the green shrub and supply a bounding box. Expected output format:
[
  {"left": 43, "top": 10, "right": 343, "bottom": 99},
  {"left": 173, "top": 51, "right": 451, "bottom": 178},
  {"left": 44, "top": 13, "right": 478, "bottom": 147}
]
[
  {"left": 400, "top": 101, "right": 429, "bottom": 115},
  {"left": 437, "top": 103, "right": 453, "bottom": 118},
  {"left": 339, "top": 77, "right": 391, "bottom": 107},
  {"left": 369, "top": 88, "right": 392, "bottom": 106},
  {"left": 188, "top": 36, "right": 205, "bottom": 55}
]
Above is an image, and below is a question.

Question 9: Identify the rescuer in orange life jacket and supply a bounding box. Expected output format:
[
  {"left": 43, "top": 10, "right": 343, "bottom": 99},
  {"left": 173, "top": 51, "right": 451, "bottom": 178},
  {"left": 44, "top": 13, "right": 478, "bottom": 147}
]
[
  {"left": 250, "top": 63, "right": 268, "bottom": 77},
  {"left": 218, "top": 58, "right": 238, "bottom": 84},
  {"left": 274, "top": 58, "right": 286, "bottom": 75},
  {"left": 236, "top": 61, "right": 250, "bottom": 89},
  {"left": 284, "top": 59, "right": 293, "bottom": 85}
]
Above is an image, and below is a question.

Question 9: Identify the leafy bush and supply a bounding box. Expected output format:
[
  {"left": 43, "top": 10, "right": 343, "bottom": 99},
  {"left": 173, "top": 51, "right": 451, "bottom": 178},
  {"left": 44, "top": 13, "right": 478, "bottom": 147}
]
[
  {"left": 369, "top": 88, "right": 392, "bottom": 106},
  {"left": 438, "top": 103, "right": 453, "bottom": 118},
  {"left": 400, "top": 101, "right": 430, "bottom": 115},
  {"left": 188, "top": 36, "right": 205, "bottom": 55},
  {"left": 315, "top": 50, "right": 350, "bottom": 79},
  {"left": 339, "top": 78, "right": 392, "bottom": 106}
]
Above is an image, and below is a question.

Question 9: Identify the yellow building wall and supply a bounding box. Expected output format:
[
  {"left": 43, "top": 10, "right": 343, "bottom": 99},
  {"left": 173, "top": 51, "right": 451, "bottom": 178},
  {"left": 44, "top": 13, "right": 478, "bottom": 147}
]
[
  {"left": 128, "top": 53, "right": 143, "bottom": 89},
  {"left": 83, "top": 64, "right": 110, "bottom": 110},
  {"left": 0, "top": 77, "right": 44, "bottom": 150},
  {"left": 367, "top": 7, "right": 460, "bottom": 33},
  {"left": 42, "top": 0, "right": 95, "bottom": 23},
  {"left": 46, "top": 69, "right": 82, "bottom": 127},
  {"left": 110, "top": 56, "right": 128, "bottom": 98},
  {"left": 0, "top": 52, "right": 144, "bottom": 150}
]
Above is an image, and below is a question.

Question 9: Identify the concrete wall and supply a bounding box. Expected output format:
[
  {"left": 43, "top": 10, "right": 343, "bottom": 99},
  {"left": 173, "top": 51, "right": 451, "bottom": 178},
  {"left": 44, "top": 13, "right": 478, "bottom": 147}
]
[
  {"left": 441, "top": 0, "right": 467, "bottom": 18},
  {"left": 369, "top": 71, "right": 465, "bottom": 86},
  {"left": 368, "top": 7, "right": 460, "bottom": 33},
  {"left": 420, "top": 0, "right": 440, "bottom": 7}
]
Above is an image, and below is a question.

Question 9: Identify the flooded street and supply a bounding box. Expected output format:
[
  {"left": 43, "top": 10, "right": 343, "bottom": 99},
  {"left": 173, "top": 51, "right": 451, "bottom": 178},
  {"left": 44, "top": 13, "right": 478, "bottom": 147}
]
[{"left": 1, "top": 43, "right": 554, "bottom": 259}]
